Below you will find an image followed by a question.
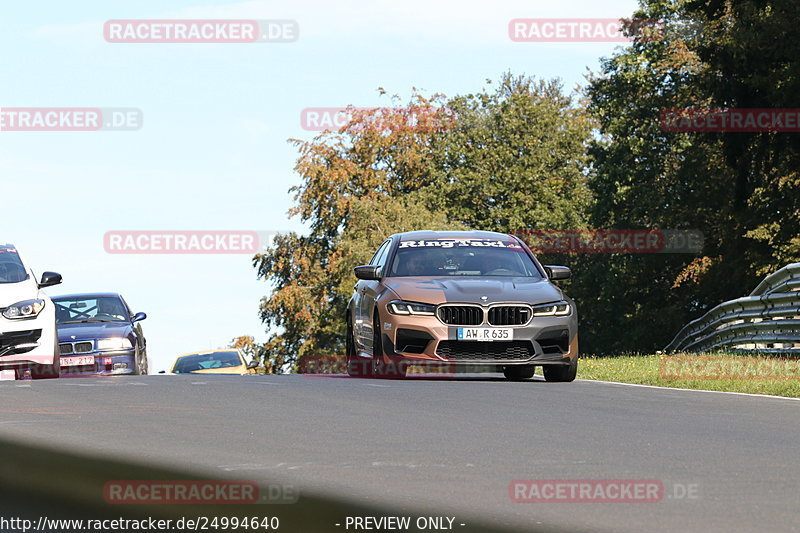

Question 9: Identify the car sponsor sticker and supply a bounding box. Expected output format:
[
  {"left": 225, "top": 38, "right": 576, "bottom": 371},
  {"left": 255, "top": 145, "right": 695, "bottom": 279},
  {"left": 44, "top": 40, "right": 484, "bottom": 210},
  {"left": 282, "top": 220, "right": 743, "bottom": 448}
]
[{"left": 399, "top": 239, "right": 522, "bottom": 249}]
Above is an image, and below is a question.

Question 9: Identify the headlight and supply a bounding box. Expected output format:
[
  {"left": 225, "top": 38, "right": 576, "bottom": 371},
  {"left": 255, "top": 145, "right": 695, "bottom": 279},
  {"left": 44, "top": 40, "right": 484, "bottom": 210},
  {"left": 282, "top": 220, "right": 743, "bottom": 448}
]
[
  {"left": 388, "top": 300, "right": 436, "bottom": 316},
  {"left": 532, "top": 301, "right": 571, "bottom": 316},
  {"left": 2, "top": 299, "right": 45, "bottom": 320},
  {"left": 97, "top": 338, "right": 133, "bottom": 351}
]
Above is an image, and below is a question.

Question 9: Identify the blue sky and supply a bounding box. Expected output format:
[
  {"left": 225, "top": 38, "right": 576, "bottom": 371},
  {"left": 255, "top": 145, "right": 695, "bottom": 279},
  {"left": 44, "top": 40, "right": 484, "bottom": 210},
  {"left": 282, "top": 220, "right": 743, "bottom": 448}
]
[{"left": 2, "top": 0, "right": 639, "bottom": 372}]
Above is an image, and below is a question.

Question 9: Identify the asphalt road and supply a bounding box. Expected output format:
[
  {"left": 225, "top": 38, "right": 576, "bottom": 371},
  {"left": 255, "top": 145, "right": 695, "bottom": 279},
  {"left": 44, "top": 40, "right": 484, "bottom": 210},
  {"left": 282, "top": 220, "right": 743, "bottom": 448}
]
[{"left": 0, "top": 373, "right": 798, "bottom": 533}]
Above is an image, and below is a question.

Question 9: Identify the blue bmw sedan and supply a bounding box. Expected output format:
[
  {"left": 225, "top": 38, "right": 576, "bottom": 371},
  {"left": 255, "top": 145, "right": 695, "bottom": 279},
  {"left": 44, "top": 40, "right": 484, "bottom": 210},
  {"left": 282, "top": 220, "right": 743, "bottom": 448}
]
[{"left": 52, "top": 293, "right": 148, "bottom": 376}]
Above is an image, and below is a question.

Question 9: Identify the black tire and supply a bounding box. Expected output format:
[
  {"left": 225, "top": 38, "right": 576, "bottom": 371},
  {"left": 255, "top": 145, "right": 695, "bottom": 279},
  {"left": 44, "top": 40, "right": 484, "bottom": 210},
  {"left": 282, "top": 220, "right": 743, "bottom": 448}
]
[
  {"left": 543, "top": 360, "right": 578, "bottom": 382},
  {"left": 135, "top": 346, "right": 149, "bottom": 375},
  {"left": 503, "top": 365, "right": 535, "bottom": 380},
  {"left": 346, "top": 313, "right": 372, "bottom": 378},
  {"left": 372, "top": 311, "right": 406, "bottom": 379}
]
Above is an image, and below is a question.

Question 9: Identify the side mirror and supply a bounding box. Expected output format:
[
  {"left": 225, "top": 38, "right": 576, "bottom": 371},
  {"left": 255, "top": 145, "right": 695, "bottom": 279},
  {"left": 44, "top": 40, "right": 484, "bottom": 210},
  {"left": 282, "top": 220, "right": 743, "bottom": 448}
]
[
  {"left": 131, "top": 312, "right": 147, "bottom": 323},
  {"left": 354, "top": 265, "right": 381, "bottom": 281},
  {"left": 39, "top": 271, "right": 62, "bottom": 288},
  {"left": 247, "top": 360, "right": 260, "bottom": 370},
  {"left": 544, "top": 265, "right": 571, "bottom": 281}
]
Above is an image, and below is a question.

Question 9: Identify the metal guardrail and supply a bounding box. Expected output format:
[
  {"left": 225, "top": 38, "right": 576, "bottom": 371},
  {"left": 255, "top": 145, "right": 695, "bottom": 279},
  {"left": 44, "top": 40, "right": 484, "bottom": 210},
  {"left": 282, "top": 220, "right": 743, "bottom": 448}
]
[
  {"left": 665, "top": 263, "right": 800, "bottom": 353},
  {"left": 750, "top": 262, "right": 800, "bottom": 296}
]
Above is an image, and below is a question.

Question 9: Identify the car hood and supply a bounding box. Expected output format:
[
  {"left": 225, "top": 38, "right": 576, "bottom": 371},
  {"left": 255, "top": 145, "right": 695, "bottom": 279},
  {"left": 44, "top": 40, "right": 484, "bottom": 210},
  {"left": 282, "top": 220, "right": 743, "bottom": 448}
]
[
  {"left": 384, "top": 276, "right": 564, "bottom": 305},
  {"left": 184, "top": 366, "right": 248, "bottom": 375},
  {"left": 58, "top": 321, "right": 132, "bottom": 341},
  {"left": 0, "top": 278, "right": 40, "bottom": 307}
]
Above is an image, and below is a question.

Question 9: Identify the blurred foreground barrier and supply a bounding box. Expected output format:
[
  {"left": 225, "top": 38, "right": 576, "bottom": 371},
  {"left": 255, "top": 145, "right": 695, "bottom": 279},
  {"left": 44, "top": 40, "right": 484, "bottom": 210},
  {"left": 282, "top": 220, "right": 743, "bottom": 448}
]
[
  {"left": 0, "top": 437, "right": 547, "bottom": 533},
  {"left": 665, "top": 263, "right": 800, "bottom": 353}
]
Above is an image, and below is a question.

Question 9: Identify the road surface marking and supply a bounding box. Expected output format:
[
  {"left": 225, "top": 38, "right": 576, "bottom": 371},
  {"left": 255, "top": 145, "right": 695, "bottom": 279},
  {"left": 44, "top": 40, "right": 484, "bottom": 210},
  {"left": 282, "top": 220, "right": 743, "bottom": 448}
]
[{"left": 579, "top": 379, "right": 800, "bottom": 401}]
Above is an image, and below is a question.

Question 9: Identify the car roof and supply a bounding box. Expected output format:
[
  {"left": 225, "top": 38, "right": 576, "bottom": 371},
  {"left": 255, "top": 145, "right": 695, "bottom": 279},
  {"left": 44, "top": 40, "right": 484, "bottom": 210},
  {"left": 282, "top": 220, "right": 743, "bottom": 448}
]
[
  {"left": 392, "top": 230, "right": 515, "bottom": 241},
  {"left": 51, "top": 292, "right": 123, "bottom": 300},
  {"left": 0, "top": 244, "right": 21, "bottom": 256},
  {"left": 175, "top": 349, "right": 241, "bottom": 359}
]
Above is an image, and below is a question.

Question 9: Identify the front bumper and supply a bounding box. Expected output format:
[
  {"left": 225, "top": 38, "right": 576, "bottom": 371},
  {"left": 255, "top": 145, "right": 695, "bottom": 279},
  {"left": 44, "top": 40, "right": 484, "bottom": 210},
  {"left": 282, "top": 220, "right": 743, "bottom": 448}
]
[
  {"left": 0, "top": 306, "right": 57, "bottom": 367},
  {"left": 59, "top": 349, "right": 136, "bottom": 376},
  {"left": 375, "top": 303, "right": 579, "bottom": 369}
]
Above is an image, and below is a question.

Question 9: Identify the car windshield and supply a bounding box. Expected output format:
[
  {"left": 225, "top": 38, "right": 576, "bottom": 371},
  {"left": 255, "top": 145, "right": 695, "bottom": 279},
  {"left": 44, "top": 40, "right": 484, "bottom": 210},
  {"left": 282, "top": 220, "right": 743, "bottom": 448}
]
[
  {"left": 0, "top": 247, "right": 30, "bottom": 284},
  {"left": 387, "top": 239, "right": 542, "bottom": 278},
  {"left": 53, "top": 296, "right": 130, "bottom": 324},
  {"left": 172, "top": 351, "right": 242, "bottom": 373}
]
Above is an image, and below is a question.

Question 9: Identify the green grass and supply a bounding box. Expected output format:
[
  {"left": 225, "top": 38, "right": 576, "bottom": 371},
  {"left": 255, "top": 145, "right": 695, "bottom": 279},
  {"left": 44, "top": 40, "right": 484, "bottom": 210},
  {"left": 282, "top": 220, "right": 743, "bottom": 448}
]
[{"left": 578, "top": 354, "right": 800, "bottom": 398}]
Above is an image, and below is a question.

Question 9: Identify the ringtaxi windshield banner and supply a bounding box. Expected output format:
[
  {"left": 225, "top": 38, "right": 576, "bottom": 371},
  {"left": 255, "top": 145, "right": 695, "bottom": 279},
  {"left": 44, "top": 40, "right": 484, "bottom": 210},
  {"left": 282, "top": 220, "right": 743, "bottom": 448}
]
[{"left": 398, "top": 239, "right": 522, "bottom": 249}]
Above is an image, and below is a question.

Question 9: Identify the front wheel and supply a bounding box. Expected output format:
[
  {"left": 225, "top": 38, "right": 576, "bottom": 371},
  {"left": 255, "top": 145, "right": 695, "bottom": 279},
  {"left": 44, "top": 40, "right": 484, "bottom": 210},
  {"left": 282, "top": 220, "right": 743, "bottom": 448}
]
[
  {"left": 346, "top": 314, "right": 372, "bottom": 378},
  {"left": 543, "top": 360, "right": 578, "bottom": 382},
  {"left": 135, "top": 347, "right": 149, "bottom": 375},
  {"left": 372, "top": 311, "right": 406, "bottom": 379}
]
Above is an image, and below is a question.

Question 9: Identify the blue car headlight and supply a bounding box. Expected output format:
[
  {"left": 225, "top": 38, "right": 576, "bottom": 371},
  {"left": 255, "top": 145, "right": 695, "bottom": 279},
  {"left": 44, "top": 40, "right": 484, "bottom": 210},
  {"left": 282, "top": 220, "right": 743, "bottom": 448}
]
[
  {"left": 97, "top": 338, "right": 133, "bottom": 351},
  {"left": 2, "top": 299, "right": 45, "bottom": 320}
]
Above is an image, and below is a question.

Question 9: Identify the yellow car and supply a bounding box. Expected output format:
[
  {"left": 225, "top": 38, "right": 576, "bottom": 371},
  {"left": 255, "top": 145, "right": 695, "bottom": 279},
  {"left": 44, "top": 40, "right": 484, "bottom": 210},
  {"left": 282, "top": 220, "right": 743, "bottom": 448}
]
[{"left": 168, "top": 349, "right": 259, "bottom": 375}]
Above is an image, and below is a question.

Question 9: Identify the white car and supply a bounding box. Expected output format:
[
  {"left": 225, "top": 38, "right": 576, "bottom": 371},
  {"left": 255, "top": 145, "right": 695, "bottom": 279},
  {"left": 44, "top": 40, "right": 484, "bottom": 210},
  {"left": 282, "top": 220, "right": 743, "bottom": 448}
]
[{"left": 0, "top": 244, "right": 63, "bottom": 379}]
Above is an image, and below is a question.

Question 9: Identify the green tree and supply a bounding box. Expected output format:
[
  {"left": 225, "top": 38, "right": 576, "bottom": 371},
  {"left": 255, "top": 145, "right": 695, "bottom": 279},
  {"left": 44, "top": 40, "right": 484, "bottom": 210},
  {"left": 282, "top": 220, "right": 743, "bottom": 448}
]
[
  {"left": 579, "top": 0, "right": 800, "bottom": 353},
  {"left": 253, "top": 96, "right": 459, "bottom": 371},
  {"left": 686, "top": 0, "right": 800, "bottom": 269},
  {"left": 229, "top": 335, "right": 258, "bottom": 357},
  {"left": 431, "top": 74, "right": 594, "bottom": 233}
]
